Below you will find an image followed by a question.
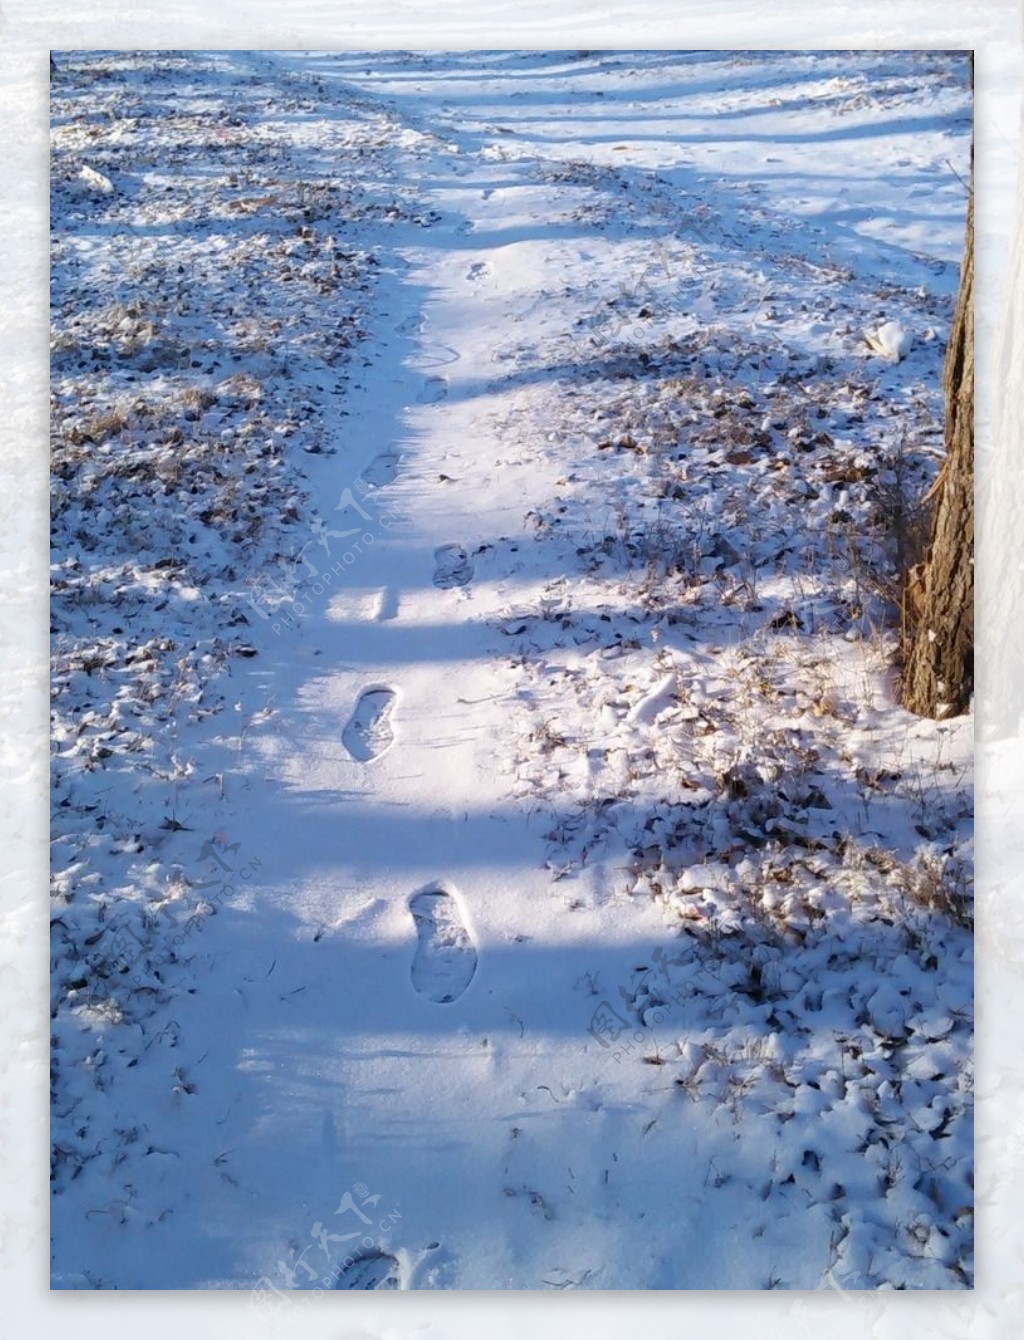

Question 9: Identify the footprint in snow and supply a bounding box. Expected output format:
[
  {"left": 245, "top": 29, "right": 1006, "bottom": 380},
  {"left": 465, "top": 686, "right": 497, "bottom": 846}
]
[
  {"left": 409, "top": 884, "right": 477, "bottom": 1004},
  {"left": 361, "top": 452, "right": 401, "bottom": 487},
  {"left": 433, "top": 544, "right": 474, "bottom": 589},
  {"left": 342, "top": 687, "right": 397, "bottom": 762},
  {"left": 333, "top": 1249, "right": 400, "bottom": 1290},
  {"left": 417, "top": 376, "right": 449, "bottom": 404}
]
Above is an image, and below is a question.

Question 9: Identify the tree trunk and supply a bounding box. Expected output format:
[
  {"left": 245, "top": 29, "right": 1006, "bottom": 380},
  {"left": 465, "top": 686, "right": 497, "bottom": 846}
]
[{"left": 900, "top": 175, "right": 974, "bottom": 718}]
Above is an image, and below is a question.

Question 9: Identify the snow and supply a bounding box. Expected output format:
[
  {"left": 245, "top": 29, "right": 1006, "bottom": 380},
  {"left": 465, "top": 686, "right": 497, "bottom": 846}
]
[
  {"left": 44, "top": 46, "right": 980, "bottom": 1298},
  {"left": 864, "top": 320, "right": 913, "bottom": 362}
]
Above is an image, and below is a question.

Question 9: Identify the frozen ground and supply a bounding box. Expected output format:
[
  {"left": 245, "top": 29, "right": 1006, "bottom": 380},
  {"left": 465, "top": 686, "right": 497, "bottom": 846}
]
[{"left": 50, "top": 49, "right": 973, "bottom": 1291}]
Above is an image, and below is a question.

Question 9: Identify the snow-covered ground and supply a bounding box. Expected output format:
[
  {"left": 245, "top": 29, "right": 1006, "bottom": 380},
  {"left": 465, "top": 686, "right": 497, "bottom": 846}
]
[{"left": 48, "top": 48, "right": 977, "bottom": 1294}]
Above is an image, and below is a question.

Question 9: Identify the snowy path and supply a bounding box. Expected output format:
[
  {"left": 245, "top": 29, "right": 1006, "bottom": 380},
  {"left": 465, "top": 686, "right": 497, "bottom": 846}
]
[
  {"left": 202, "top": 78, "right": 690, "bottom": 1289},
  {"left": 51, "top": 51, "right": 973, "bottom": 1292}
]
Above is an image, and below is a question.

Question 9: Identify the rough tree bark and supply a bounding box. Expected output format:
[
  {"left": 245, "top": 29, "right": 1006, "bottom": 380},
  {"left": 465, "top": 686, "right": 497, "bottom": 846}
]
[{"left": 900, "top": 168, "right": 974, "bottom": 718}]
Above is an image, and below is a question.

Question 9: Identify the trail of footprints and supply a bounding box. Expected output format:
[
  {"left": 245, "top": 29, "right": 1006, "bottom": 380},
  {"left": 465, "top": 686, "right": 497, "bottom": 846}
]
[
  {"left": 340, "top": 686, "right": 479, "bottom": 1001},
  {"left": 325, "top": 300, "right": 488, "bottom": 1290},
  {"left": 341, "top": 366, "right": 479, "bottom": 996}
]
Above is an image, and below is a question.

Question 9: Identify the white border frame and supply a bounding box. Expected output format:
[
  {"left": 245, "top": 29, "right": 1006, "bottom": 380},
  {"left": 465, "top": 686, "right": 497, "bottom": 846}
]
[{"left": 6, "top": 4, "right": 1019, "bottom": 1335}]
